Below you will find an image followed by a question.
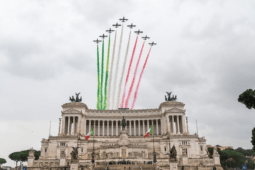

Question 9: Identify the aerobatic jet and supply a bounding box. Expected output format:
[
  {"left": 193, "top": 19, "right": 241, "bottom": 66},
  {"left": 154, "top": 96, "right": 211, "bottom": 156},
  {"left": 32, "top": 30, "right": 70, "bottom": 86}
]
[
  {"left": 142, "top": 35, "right": 150, "bottom": 40},
  {"left": 93, "top": 39, "right": 102, "bottom": 44},
  {"left": 113, "top": 23, "right": 121, "bottom": 28},
  {"left": 99, "top": 34, "right": 108, "bottom": 39},
  {"left": 149, "top": 42, "right": 157, "bottom": 46},
  {"left": 119, "top": 17, "right": 128, "bottom": 22},
  {"left": 134, "top": 30, "right": 143, "bottom": 35},
  {"left": 127, "top": 23, "right": 136, "bottom": 29},
  {"left": 106, "top": 28, "right": 115, "bottom": 34}
]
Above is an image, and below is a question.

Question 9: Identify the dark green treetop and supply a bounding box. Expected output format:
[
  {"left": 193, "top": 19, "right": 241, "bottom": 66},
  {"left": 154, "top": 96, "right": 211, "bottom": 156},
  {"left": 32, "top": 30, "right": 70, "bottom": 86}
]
[{"left": 238, "top": 89, "right": 255, "bottom": 109}]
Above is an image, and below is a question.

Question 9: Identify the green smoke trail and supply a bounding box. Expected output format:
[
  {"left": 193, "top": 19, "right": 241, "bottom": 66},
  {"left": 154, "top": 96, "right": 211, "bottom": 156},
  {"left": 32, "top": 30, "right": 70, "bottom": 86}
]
[
  {"left": 103, "top": 36, "right": 111, "bottom": 110},
  {"left": 96, "top": 45, "right": 100, "bottom": 110},
  {"left": 100, "top": 40, "right": 105, "bottom": 110}
]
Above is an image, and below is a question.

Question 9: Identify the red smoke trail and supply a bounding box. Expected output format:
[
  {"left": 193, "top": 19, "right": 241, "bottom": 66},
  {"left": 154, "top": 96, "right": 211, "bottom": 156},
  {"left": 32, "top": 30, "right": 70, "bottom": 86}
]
[
  {"left": 124, "top": 41, "right": 145, "bottom": 108},
  {"left": 120, "top": 36, "right": 138, "bottom": 108},
  {"left": 131, "top": 47, "right": 152, "bottom": 109}
]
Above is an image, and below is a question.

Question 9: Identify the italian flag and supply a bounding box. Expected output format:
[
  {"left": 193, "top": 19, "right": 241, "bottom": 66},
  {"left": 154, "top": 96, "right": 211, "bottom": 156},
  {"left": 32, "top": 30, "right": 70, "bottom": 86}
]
[
  {"left": 85, "top": 128, "right": 94, "bottom": 140},
  {"left": 144, "top": 126, "right": 153, "bottom": 137}
]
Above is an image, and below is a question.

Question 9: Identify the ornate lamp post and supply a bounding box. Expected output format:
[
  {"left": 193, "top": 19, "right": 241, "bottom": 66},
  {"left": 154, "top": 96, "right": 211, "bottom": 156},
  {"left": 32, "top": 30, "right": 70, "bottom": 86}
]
[
  {"left": 153, "top": 125, "right": 157, "bottom": 163},
  {"left": 91, "top": 126, "right": 95, "bottom": 165}
]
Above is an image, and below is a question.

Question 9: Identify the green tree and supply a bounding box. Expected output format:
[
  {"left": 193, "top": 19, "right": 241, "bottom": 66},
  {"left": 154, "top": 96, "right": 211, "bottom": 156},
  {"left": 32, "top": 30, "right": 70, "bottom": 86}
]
[
  {"left": 9, "top": 149, "right": 41, "bottom": 170},
  {"left": 0, "top": 158, "right": 7, "bottom": 170},
  {"left": 9, "top": 152, "right": 21, "bottom": 170},
  {"left": 235, "top": 147, "right": 255, "bottom": 156},
  {"left": 252, "top": 127, "right": 255, "bottom": 151},
  {"left": 238, "top": 89, "right": 255, "bottom": 109}
]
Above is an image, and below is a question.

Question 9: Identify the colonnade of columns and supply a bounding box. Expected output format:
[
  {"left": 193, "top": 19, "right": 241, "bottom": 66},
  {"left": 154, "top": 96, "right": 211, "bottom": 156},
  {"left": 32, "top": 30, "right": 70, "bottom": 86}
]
[
  {"left": 85, "top": 119, "right": 161, "bottom": 136},
  {"left": 61, "top": 116, "right": 80, "bottom": 135},
  {"left": 166, "top": 115, "right": 186, "bottom": 134}
]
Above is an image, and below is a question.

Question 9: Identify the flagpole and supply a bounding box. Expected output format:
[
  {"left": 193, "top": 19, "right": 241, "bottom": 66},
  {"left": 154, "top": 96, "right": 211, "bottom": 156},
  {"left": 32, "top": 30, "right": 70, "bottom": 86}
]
[
  {"left": 92, "top": 127, "right": 95, "bottom": 167},
  {"left": 153, "top": 126, "right": 156, "bottom": 163}
]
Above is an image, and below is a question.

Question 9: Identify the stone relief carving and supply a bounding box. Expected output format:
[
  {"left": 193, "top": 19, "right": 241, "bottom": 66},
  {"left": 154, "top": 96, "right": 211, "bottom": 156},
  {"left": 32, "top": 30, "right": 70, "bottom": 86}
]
[
  {"left": 182, "top": 148, "right": 187, "bottom": 155},
  {"left": 60, "top": 150, "right": 66, "bottom": 158}
]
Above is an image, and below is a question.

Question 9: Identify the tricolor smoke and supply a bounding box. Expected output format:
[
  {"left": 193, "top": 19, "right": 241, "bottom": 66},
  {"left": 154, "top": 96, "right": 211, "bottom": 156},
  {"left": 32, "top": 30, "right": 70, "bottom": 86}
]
[
  {"left": 100, "top": 40, "right": 105, "bottom": 110},
  {"left": 103, "top": 36, "right": 111, "bottom": 110},
  {"left": 120, "top": 35, "right": 138, "bottom": 108},
  {"left": 96, "top": 45, "right": 100, "bottom": 110},
  {"left": 131, "top": 47, "right": 152, "bottom": 109},
  {"left": 107, "top": 30, "right": 117, "bottom": 110},
  {"left": 112, "top": 25, "right": 124, "bottom": 109},
  {"left": 116, "top": 30, "right": 131, "bottom": 108},
  {"left": 124, "top": 41, "right": 145, "bottom": 108}
]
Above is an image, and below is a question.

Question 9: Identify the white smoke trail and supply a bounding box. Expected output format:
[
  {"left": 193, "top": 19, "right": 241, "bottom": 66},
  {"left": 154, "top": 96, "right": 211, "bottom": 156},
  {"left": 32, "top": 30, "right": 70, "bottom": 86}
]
[
  {"left": 112, "top": 25, "right": 124, "bottom": 109},
  {"left": 106, "top": 30, "right": 117, "bottom": 110},
  {"left": 116, "top": 30, "right": 131, "bottom": 109}
]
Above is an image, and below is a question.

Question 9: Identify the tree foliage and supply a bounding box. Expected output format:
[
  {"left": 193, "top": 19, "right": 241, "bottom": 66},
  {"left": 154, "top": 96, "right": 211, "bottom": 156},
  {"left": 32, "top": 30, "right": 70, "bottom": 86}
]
[
  {"left": 0, "top": 158, "right": 7, "bottom": 164},
  {"left": 238, "top": 89, "right": 255, "bottom": 109},
  {"left": 9, "top": 149, "right": 41, "bottom": 168},
  {"left": 252, "top": 127, "right": 255, "bottom": 151},
  {"left": 207, "top": 147, "right": 255, "bottom": 168},
  {"left": 235, "top": 147, "right": 255, "bottom": 156}
]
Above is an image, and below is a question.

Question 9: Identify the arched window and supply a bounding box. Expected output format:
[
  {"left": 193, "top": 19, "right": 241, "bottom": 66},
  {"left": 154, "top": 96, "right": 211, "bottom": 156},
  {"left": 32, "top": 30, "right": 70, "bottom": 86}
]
[{"left": 200, "top": 146, "right": 203, "bottom": 151}]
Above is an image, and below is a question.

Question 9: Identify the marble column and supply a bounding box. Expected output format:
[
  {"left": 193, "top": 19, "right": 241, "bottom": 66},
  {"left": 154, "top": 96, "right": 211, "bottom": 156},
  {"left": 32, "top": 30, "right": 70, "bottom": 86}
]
[
  {"left": 134, "top": 120, "right": 136, "bottom": 136},
  {"left": 147, "top": 120, "right": 149, "bottom": 131},
  {"left": 177, "top": 116, "right": 180, "bottom": 134},
  {"left": 89, "top": 120, "right": 91, "bottom": 133},
  {"left": 129, "top": 121, "right": 131, "bottom": 136},
  {"left": 103, "top": 121, "right": 105, "bottom": 136},
  {"left": 143, "top": 120, "right": 145, "bottom": 135},
  {"left": 67, "top": 117, "right": 70, "bottom": 135},
  {"left": 98, "top": 120, "right": 100, "bottom": 136},
  {"left": 58, "top": 118, "right": 61, "bottom": 135},
  {"left": 116, "top": 121, "right": 118, "bottom": 136},
  {"left": 84, "top": 119, "right": 87, "bottom": 135},
  {"left": 156, "top": 119, "right": 158, "bottom": 135},
  {"left": 107, "top": 120, "right": 109, "bottom": 136},
  {"left": 112, "top": 121, "right": 113, "bottom": 136},
  {"left": 171, "top": 116, "right": 174, "bottom": 134},
  {"left": 186, "top": 117, "right": 189, "bottom": 134},
  {"left": 77, "top": 117, "right": 80, "bottom": 135},
  {"left": 182, "top": 116, "right": 186, "bottom": 133},
  {"left": 167, "top": 116, "right": 170, "bottom": 134},
  {"left": 138, "top": 120, "right": 141, "bottom": 136},
  {"left": 61, "top": 117, "right": 65, "bottom": 135},
  {"left": 121, "top": 120, "right": 122, "bottom": 131}
]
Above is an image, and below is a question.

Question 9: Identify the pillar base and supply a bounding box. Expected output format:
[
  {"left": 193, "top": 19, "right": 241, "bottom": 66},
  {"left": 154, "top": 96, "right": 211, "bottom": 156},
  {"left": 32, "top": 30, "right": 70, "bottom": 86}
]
[{"left": 169, "top": 161, "right": 178, "bottom": 170}]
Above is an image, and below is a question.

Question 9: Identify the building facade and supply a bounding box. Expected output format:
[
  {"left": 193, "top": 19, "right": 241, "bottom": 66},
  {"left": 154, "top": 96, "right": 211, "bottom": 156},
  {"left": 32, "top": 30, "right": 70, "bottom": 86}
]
[{"left": 27, "top": 99, "right": 223, "bottom": 170}]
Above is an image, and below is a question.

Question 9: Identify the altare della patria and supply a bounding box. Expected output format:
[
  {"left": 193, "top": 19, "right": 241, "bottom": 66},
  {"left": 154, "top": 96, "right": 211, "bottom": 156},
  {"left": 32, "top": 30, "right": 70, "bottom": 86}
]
[{"left": 26, "top": 92, "right": 223, "bottom": 170}]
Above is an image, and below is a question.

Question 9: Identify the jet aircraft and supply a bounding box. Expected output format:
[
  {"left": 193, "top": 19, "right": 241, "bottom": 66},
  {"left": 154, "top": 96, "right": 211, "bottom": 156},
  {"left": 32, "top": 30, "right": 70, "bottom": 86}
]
[
  {"left": 99, "top": 34, "right": 108, "bottom": 39},
  {"left": 134, "top": 30, "right": 143, "bottom": 35},
  {"left": 149, "top": 42, "right": 157, "bottom": 46},
  {"left": 93, "top": 39, "right": 102, "bottom": 44},
  {"left": 127, "top": 23, "right": 136, "bottom": 29},
  {"left": 119, "top": 17, "right": 128, "bottom": 22},
  {"left": 113, "top": 23, "right": 121, "bottom": 28},
  {"left": 142, "top": 35, "right": 150, "bottom": 40},
  {"left": 106, "top": 28, "right": 115, "bottom": 34}
]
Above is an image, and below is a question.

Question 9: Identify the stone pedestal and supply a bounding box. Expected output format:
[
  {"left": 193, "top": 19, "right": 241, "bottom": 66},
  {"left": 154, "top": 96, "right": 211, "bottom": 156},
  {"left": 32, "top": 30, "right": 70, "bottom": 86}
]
[
  {"left": 169, "top": 160, "right": 178, "bottom": 170},
  {"left": 119, "top": 130, "right": 129, "bottom": 146},
  {"left": 60, "top": 159, "right": 66, "bottom": 166},
  {"left": 70, "top": 160, "right": 79, "bottom": 170},
  {"left": 70, "top": 164, "right": 78, "bottom": 170},
  {"left": 182, "top": 155, "right": 188, "bottom": 165},
  {"left": 27, "top": 148, "right": 35, "bottom": 167},
  {"left": 213, "top": 154, "right": 220, "bottom": 165}
]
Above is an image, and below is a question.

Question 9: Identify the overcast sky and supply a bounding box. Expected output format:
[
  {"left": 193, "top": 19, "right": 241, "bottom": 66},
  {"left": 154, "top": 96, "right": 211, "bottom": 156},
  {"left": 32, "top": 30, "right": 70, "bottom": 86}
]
[{"left": 1, "top": 0, "right": 255, "bottom": 167}]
